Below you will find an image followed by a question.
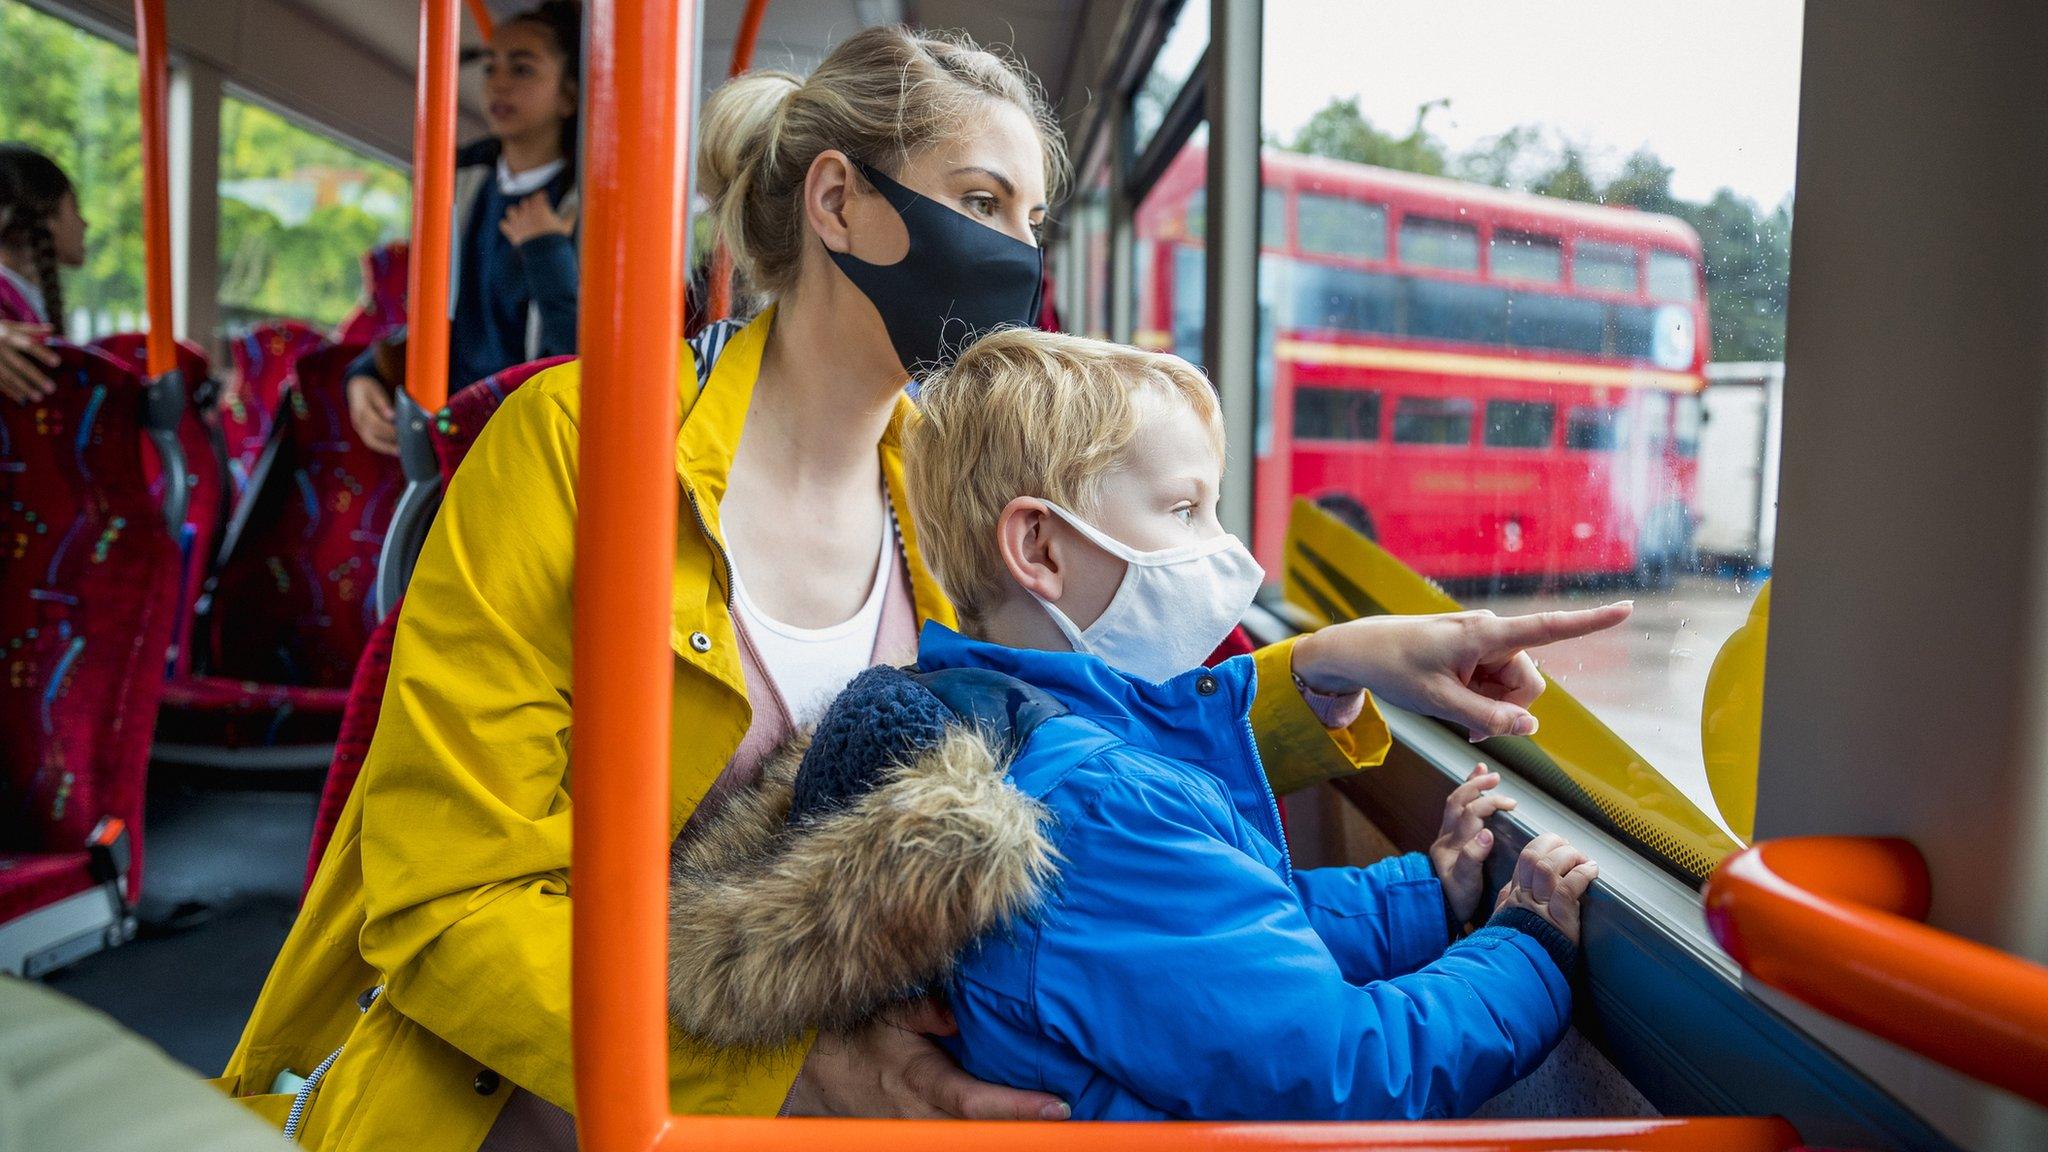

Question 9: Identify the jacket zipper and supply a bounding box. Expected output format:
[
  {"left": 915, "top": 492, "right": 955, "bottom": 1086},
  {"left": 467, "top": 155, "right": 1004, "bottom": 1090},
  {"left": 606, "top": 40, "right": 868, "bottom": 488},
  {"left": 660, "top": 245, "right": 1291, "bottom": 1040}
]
[
  {"left": 1238, "top": 708, "right": 1293, "bottom": 885},
  {"left": 683, "top": 481, "right": 735, "bottom": 615}
]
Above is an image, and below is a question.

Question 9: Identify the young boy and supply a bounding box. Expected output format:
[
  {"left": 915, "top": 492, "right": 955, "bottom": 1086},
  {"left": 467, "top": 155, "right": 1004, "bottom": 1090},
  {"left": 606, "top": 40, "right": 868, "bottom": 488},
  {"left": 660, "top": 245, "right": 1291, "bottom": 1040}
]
[{"left": 666, "top": 330, "right": 1605, "bottom": 1121}]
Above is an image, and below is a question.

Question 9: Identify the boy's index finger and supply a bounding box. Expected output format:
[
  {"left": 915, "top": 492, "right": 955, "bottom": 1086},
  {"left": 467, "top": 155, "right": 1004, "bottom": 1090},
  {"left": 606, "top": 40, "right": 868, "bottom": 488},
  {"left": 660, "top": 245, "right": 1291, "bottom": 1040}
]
[{"left": 1487, "top": 602, "right": 1634, "bottom": 651}]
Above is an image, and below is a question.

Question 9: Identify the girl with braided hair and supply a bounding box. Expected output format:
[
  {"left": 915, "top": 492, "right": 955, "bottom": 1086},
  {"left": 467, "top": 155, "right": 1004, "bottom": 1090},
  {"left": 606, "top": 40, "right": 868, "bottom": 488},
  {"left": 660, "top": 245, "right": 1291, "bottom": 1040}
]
[{"left": 0, "top": 144, "right": 81, "bottom": 403}]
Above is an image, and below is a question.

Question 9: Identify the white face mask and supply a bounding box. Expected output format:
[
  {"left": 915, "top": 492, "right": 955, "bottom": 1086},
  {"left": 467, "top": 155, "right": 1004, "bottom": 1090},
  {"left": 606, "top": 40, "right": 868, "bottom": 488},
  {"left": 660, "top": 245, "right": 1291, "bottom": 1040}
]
[{"left": 1031, "top": 500, "right": 1266, "bottom": 684}]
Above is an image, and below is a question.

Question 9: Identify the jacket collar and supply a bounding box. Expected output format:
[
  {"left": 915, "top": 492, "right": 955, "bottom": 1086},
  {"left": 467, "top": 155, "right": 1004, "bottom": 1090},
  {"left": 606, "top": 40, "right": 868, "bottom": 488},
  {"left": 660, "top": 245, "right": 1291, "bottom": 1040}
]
[{"left": 916, "top": 622, "right": 1262, "bottom": 779}]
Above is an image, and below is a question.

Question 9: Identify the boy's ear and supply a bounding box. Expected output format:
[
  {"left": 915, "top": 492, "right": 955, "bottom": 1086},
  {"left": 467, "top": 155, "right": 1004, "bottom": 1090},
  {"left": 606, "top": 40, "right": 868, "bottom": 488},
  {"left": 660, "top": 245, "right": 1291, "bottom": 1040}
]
[{"left": 996, "top": 497, "right": 1064, "bottom": 601}]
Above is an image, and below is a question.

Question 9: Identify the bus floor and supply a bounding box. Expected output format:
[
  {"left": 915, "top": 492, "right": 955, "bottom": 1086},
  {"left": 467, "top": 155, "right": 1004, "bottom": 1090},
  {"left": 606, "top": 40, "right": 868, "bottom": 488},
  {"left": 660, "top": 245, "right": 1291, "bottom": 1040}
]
[{"left": 43, "top": 771, "right": 316, "bottom": 1074}]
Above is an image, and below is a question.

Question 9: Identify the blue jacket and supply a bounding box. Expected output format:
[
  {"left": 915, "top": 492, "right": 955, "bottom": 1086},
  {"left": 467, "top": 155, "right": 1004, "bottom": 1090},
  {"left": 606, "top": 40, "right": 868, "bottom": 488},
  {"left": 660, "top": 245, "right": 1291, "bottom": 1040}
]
[{"left": 916, "top": 623, "right": 1576, "bottom": 1121}]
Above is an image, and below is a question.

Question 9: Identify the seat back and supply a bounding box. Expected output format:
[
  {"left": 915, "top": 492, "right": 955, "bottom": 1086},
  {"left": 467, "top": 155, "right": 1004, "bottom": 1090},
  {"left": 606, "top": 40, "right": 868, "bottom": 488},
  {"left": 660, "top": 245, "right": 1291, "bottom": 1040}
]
[
  {"left": 305, "top": 357, "right": 567, "bottom": 889},
  {"left": 0, "top": 344, "right": 180, "bottom": 898},
  {"left": 333, "top": 241, "right": 409, "bottom": 347},
  {"left": 223, "top": 321, "right": 327, "bottom": 489},
  {"left": 93, "top": 335, "right": 231, "bottom": 680},
  {"left": 205, "top": 343, "right": 401, "bottom": 688}
]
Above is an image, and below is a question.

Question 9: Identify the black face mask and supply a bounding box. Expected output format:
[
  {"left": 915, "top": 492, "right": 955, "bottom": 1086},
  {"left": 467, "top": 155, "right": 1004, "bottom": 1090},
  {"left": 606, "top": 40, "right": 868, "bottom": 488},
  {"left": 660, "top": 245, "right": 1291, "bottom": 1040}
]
[{"left": 829, "top": 157, "right": 1044, "bottom": 374}]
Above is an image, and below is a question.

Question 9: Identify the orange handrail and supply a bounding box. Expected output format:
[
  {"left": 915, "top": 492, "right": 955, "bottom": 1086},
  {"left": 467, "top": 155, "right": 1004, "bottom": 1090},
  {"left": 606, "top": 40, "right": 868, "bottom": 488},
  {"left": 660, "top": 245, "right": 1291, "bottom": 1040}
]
[
  {"left": 1705, "top": 836, "right": 2048, "bottom": 1107},
  {"left": 702, "top": 0, "right": 771, "bottom": 324},
  {"left": 404, "top": 0, "right": 462, "bottom": 413},
  {"left": 134, "top": 0, "right": 175, "bottom": 376},
  {"left": 464, "top": 0, "right": 496, "bottom": 40},
  {"left": 570, "top": 0, "right": 691, "bottom": 1146}
]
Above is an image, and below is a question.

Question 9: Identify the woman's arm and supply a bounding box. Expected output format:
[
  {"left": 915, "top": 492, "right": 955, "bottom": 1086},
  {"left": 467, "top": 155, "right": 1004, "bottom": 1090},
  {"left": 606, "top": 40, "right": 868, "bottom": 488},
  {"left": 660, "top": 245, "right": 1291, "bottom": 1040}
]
[{"left": 354, "top": 374, "right": 802, "bottom": 1115}]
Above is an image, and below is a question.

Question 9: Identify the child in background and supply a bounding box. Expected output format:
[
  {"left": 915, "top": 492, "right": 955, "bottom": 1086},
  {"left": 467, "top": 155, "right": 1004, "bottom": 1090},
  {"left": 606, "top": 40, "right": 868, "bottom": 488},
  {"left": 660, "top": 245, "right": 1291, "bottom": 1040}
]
[
  {"left": 344, "top": 0, "right": 582, "bottom": 454},
  {"left": 667, "top": 330, "right": 1620, "bottom": 1121},
  {"left": 0, "top": 144, "right": 83, "bottom": 403}
]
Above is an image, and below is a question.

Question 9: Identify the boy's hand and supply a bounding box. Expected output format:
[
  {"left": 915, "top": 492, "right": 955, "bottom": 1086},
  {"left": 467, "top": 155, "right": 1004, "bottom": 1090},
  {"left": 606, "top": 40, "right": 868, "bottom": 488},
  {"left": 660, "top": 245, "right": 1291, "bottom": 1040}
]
[
  {"left": 1494, "top": 832, "right": 1598, "bottom": 946},
  {"left": 1429, "top": 765, "right": 1516, "bottom": 926},
  {"left": 1290, "top": 603, "right": 1634, "bottom": 741},
  {"left": 0, "top": 321, "right": 57, "bottom": 404}
]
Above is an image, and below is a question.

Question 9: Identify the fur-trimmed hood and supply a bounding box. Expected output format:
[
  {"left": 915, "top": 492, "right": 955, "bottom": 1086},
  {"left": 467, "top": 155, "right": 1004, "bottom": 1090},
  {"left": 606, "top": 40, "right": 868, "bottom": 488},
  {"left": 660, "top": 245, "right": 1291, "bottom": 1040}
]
[{"left": 667, "top": 716, "right": 1055, "bottom": 1053}]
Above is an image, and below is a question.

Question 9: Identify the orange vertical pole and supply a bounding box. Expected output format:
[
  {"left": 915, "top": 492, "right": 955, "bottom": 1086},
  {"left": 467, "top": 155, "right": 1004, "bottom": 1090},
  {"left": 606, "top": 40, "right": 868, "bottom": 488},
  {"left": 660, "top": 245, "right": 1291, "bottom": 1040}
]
[
  {"left": 464, "top": 0, "right": 497, "bottom": 41},
  {"left": 405, "top": 0, "right": 461, "bottom": 413},
  {"left": 571, "top": 0, "right": 691, "bottom": 1147},
  {"left": 134, "top": 0, "right": 175, "bottom": 375},
  {"left": 702, "top": 0, "right": 770, "bottom": 324}
]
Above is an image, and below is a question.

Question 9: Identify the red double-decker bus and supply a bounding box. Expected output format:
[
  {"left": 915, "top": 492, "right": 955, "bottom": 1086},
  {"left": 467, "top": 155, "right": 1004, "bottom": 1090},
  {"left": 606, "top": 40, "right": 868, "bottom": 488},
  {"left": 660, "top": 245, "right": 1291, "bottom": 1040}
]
[{"left": 1136, "top": 147, "right": 1709, "bottom": 584}]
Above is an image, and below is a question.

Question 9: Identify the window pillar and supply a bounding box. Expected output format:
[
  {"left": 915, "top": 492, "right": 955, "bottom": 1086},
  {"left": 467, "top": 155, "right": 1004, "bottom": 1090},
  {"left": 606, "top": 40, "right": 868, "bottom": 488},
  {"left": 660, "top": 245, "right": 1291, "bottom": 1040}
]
[
  {"left": 169, "top": 57, "right": 222, "bottom": 346},
  {"left": 1203, "top": 0, "right": 1260, "bottom": 540}
]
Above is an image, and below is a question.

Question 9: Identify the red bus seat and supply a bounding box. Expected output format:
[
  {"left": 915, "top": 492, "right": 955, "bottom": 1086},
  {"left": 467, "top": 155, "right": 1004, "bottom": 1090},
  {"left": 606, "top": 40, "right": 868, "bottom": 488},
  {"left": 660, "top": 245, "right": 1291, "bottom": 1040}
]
[
  {"left": 333, "top": 241, "right": 409, "bottom": 347},
  {"left": 92, "top": 334, "right": 233, "bottom": 683},
  {"left": 304, "top": 357, "right": 570, "bottom": 890},
  {"left": 0, "top": 344, "right": 177, "bottom": 973},
  {"left": 223, "top": 321, "right": 327, "bottom": 491},
  {"left": 154, "top": 343, "right": 401, "bottom": 767}
]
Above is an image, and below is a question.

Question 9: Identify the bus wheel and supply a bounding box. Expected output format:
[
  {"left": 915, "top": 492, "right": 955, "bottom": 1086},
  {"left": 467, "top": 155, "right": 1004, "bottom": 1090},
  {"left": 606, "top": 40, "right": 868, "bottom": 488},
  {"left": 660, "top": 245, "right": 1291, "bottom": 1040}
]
[{"left": 1316, "top": 494, "right": 1377, "bottom": 541}]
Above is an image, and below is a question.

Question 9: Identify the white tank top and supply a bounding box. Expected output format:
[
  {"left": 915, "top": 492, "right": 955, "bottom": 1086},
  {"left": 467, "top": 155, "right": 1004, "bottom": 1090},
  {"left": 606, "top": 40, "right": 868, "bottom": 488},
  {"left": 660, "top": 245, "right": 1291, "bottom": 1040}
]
[{"left": 728, "top": 506, "right": 897, "bottom": 729}]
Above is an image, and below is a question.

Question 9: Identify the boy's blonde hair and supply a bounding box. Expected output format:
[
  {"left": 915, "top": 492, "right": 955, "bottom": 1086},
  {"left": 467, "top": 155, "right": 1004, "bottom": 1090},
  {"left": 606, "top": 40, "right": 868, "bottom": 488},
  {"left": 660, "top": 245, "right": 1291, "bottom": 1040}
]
[{"left": 905, "top": 329, "right": 1224, "bottom": 631}]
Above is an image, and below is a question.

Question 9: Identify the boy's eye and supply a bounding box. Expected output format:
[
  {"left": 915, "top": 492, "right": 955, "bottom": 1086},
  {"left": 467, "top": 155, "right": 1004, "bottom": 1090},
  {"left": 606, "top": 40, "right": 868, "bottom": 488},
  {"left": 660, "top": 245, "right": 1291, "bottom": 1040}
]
[{"left": 1174, "top": 506, "right": 1195, "bottom": 526}]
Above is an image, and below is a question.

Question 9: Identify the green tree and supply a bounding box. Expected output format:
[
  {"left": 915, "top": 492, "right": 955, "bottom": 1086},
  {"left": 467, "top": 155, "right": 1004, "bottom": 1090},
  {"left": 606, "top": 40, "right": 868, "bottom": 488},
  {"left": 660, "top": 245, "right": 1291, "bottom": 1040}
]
[{"left": 1287, "top": 96, "right": 1449, "bottom": 177}]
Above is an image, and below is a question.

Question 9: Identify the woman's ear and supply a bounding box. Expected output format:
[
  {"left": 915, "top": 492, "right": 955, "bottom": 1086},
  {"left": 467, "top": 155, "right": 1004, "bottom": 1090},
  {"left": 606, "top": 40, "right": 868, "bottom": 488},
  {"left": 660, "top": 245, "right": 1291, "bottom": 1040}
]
[
  {"left": 803, "top": 150, "right": 857, "bottom": 256},
  {"left": 996, "top": 497, "right": 1065, "bottom": 602}
]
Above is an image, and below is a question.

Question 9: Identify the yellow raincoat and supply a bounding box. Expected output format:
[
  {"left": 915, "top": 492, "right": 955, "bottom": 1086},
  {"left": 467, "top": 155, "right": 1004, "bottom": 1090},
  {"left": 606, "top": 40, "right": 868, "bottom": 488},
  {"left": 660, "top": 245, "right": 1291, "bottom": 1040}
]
[{"left": 215, "top": 310, "right": 1393, "bottom": 1150}]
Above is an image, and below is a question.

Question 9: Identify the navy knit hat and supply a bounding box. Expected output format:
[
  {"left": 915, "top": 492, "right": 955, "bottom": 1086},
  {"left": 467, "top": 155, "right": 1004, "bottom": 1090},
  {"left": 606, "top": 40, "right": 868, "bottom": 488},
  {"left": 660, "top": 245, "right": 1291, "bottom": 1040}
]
[{"left": 790, "top": 666, "right": 955, "bottom": 825}]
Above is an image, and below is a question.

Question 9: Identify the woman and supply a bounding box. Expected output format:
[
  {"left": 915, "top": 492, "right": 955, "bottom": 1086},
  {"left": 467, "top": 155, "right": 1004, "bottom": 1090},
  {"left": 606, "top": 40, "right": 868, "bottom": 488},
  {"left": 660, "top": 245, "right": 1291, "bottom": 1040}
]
[
  {"left": 222, "top": 25, "right": 1610, "bottom": 1151},
  {"left": 0, "top": 144, "right": 83, "bottom": 403},
  {"left": 342, "top": 0, "right": 582, "bottom": 455}
]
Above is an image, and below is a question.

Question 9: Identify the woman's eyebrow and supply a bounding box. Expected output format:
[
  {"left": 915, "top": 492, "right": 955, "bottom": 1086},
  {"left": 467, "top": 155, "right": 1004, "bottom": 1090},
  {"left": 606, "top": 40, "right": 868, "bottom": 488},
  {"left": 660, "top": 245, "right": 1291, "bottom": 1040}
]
[{"left": 952, "top": 165, "right": 1049, "bottom": 213}]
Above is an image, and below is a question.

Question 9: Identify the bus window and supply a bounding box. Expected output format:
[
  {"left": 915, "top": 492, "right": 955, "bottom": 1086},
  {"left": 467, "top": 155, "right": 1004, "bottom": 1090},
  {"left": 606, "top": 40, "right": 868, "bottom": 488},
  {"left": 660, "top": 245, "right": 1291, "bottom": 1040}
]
[
  {"left": 0, "top": 1, "right": 144, "bottom": 338},
  {"left": 1565, "top": 406, "right": 1628, "bottom": 451},
  {"left": 1572, "top": 240, "right": 1640, "bottom": 293},
  {"left": 1484, "top": 400, "right": 1556, "bottom": 449},
  {"left": 1491, "top": 230, "right": 1563, "bottom": 283},
  {"left": 1649, "top": 249, "right": 1699, "bottom": 303},
  {"left": 1407, "top": 278, "right": 1507, "bottom": 344},
  {"left": 217, "top": 96, "right": 410, "bottom": 335},
  {"left": 1505, "top": 291, "right": 1606, "bottom": 355},
  {"left": 1256, "top": 0, "right": 1799, "bottom": 874},
  {"left": 1298, "top": 193, "right": 1387, "bottom": 259},
  {"left": 1393, "top": 396, "right": 1475, "bottom": 445},
  {"left": 1131, "top": 0, "right": 1209, "bottom": 156},
  {"left": 1185, "top": 186, "right": 1288, "bottom": 250},
  {"left": 1281, "top": 260, "right": 1402, "bottom": 335},
  {"left": 1398, "top": 216, "right": 1480, "bottom": 272},
  {"left": 1294, "top": 386, "right": 1381, "bottom": 441}
]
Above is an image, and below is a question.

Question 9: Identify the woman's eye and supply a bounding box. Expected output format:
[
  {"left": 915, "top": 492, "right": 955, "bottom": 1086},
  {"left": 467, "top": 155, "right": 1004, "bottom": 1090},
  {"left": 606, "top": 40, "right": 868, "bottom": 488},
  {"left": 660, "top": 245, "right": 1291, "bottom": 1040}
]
[{"left": 964, "top": 194, "right": 998, "bottom": 218}]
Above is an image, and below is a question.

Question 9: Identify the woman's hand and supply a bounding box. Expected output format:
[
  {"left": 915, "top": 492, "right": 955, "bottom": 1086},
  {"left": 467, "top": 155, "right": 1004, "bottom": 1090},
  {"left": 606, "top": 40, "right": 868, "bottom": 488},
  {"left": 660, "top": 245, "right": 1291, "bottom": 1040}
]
[
  {"left": 346, "top": 373, "right": 400, "bottom": 456},
  {"left": 0, "top": 321, "right": 58, "bottom": 404},
  {"left": 500, "top": 192, "right": 575, "bottom": 246},
  {"left": 783, "top": 998, "right": 1070, "bottom": 1120},
  {"left": 1430, "top": 765, "right": 1516, "bottom": 926},
  {"left": 1290, "top": 602, "right": 1634, "bottom": 741}
]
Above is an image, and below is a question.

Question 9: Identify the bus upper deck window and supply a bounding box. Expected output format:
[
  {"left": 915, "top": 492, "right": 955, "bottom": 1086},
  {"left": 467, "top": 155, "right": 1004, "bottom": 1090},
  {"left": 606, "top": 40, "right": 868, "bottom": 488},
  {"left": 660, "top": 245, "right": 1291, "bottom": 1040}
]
[
  {"left": 1492, "top": 231, "right": 1563, "bottom": 283},
  {"left": 1300, "top": 193, "right": 1388, "bottom": 260},
  {"left": 1572, "top": 240, "right": 1640, "bottom": 293},
  {"left": 1393, "top": 396, "right": 1476, "bottom": 445},
  {"left": 1399, "top": 216, "right": 1480, "bottom": 272},
  {"left": 1649, "top": 249, "right": 1699, "bottom": 303}
]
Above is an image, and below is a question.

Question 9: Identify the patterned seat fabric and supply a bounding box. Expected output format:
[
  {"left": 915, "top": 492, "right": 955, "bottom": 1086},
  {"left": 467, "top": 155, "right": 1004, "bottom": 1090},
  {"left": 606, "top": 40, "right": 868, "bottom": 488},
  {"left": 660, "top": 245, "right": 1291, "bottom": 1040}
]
[
  {"left": 92, "top": 335, "right": 231, "bottom": 682},
  {"left": 333, "top": 241, "right": 409, "bottom": 347},
  {"left": 303, "top": 357, "right": 568, "bottom": 891},
  {"left": 204, "top": 343, "right": 402, "bottom": 690},
  {"left": 223, "top": 321, "right": 327, "bottom": 490},
  {"left": 0, "top": 344, "right": 181, "bottom": 906}
]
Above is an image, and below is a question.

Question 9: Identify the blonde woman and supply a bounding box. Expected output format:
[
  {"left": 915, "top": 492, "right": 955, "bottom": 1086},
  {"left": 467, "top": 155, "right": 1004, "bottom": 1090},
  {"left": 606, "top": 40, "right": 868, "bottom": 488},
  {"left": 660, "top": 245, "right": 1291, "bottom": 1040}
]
[{"left": 222, "top": 25, "right": 1621, "bottom": 1150}]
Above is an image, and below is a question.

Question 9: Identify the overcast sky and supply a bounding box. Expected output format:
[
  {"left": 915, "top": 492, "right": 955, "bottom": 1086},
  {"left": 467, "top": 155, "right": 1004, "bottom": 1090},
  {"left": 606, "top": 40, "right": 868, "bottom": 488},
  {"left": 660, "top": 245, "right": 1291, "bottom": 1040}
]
[{"left": 1257, "top": 1, "right": 1805, "bottom": 208}]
